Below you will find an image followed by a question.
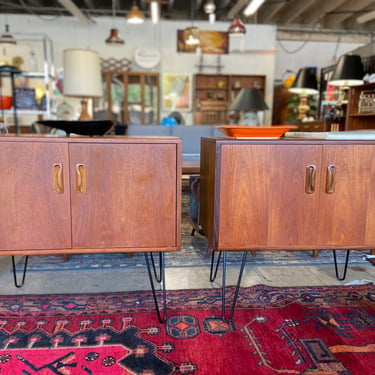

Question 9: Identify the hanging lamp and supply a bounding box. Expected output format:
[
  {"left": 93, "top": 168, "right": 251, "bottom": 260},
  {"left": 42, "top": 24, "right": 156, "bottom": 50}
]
[
  {"left": 0, "top": 24, "right": 16, "bottom": 45},
  {"left": 228, "top": 16, "right": 246, "bottom": 36},
  {"left": 106, "top": 0, "right": 124, "bottom": 45},
  {"left": 126, "top": 2, "right": 145, "bottom": 24},
  {"left": 204, "top": 0, "right": 216, "bottom": 14},
  {"left": 184, "top": 0, "right": 200, "bottom": 46}
]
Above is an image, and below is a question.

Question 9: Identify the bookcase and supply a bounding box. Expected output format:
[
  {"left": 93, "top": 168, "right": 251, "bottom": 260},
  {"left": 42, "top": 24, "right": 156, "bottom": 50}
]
[
  {"left": 193, "top": 74, "right": 266, "bottom": 125},
  {"left": 346, "top": 82, "right": 375, "bottom": 130}
]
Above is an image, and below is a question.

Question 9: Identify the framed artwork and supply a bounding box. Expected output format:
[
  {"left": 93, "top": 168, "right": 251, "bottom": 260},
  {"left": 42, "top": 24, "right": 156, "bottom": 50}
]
[
  {"left": 177, "top": 30, "right": 229, "bottom": 54},
  {"left": 162, "top": 73, "right": 192, "bottom": 111},
  {"left": 14, "top": 88, "right": 37, "bottom": 110}
]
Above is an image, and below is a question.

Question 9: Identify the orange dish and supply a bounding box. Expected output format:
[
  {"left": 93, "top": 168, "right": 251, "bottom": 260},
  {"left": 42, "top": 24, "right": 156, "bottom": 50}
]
[{"left": 216, "top": 125, "right": 297, "bottom": 138}]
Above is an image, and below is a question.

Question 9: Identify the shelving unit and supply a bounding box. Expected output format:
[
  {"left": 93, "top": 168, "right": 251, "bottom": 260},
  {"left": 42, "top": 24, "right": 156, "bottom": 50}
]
[
  {"left": 346, "top": 82, "right": 375, "bottom": 130},
  {"left": 193, "top": 74, "right": 266, "bottom": 124},
  {"left": 0, "top": 33, "right": 56, "bottom": 132}
]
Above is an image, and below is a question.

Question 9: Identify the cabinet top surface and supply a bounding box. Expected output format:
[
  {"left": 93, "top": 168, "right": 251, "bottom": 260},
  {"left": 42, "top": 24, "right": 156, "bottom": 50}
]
[
  {"left": 0, "top": 135, "right": 182, "bottom": 145},
  {"left": 202, "top": 136, "right": 375, "bottom": 145}
]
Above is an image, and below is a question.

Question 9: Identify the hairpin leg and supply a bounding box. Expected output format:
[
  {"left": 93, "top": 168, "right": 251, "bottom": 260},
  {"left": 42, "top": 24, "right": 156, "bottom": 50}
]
[
  {"left": 333, "top": 250, "right": 350, "bottom": 281},
  {"left": 11, "top": 256, "right": 29, "bottom": 288},
  {"left": 210, "top": 250, "right": 222, "bottom": 282},
  {"left": 150, "top": 252, "right": 162, "bottom": 282},
  {"left": 221, "top": 251, "right": 248, "bottom": 322},
  {"left": 145, "top": 252, "right": 166, "bottom": 323}
]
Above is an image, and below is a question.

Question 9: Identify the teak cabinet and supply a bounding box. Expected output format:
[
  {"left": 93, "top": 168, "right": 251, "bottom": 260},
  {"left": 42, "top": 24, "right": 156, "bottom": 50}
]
[
  {"left": 200, "top": 138, "right": 375, "bottom": 251},
  {"left": 0, "top": 136, "right": 181, "bottom": 255}
]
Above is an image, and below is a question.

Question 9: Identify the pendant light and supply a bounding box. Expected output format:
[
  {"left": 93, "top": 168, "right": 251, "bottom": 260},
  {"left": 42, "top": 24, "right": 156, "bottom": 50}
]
[
  {"left": 105, "top": 0, "right": 124, "bottom": 45},
  {"left": 228, "top": 16, "right": 246, "bottom": 36},
  {"left": 126, "top": 2, "right": 145, "bottom": 24},
  {"left": 204, "top": 0, "right": 216, "bottom": 14},
  {"left": 0, "top": 19, "right": 16, "bottom": 45},
  {"left": 184, "top": 0, "right": 200, "bottom": 46}
]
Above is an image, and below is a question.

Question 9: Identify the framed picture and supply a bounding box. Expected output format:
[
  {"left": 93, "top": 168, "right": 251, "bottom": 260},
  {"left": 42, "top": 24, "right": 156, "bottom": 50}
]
[
  {"left": 14, "top": 88, "right": 37, "bottom": 110},
  {"left": 177, "top": 30, "right": 229, "bottom": 54},
  {"left": 162, "top": 73, "right": 192, "bottom": 111}
]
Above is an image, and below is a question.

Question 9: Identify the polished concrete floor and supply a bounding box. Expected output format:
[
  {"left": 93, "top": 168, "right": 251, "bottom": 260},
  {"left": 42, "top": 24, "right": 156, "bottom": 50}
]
[{"left": 0, "top": 251, "right": 374, "bottom": 296}]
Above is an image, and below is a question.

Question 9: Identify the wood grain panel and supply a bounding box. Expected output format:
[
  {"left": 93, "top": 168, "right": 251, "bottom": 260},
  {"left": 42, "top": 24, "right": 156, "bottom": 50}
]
[
  {"left": 0, "top": 141, "right": 71, "bottom": 251},
  {"left": 70, "top": 142, "right": 178, "bottom": 249},
  {"left": 217, "top": 144, "right": 322, "bottom": 249},
  {"left": 318, "top": 144, "right": 375, "bottom": 246},
  {"left": 199, "top": 138, "right": 217, "bottom": 249}
]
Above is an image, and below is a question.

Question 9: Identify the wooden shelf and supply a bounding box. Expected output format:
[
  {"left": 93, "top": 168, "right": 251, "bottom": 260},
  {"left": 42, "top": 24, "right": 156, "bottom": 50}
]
[
  {"left": 346, "top": 83, "right": 375, "bottom": 130},
  {"left": 193, "top": 74, "right": 266, "bottom": 125}
]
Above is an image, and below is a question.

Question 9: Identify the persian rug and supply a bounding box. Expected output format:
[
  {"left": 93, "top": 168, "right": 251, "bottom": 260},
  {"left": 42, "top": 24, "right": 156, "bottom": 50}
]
[{"left": 0, "top": 284, "right": 373, "bottom": 374}]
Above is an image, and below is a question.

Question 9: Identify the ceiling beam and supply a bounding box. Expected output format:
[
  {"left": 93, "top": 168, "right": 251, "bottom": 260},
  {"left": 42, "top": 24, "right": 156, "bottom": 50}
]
[
  {"left": 267, "top": 0, "right": 315, "bottom": 25},
  {"left": 258, "top": 1, "right": 286, "bottom": 24},
  {"left": 322, "top": 0, "right": 373, "bottom": 29},
  {"left": 301, "top": 0, "right": 347, "bottom": 26},
  {"left": 57, "top": 0, "right": 94, "bottom": 24},
  {"left": 227, "top": 0, "right": 247, "bottom": 20}
]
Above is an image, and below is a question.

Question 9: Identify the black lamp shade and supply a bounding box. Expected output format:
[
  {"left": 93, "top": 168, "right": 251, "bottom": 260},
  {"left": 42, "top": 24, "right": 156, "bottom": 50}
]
[
  {"left": 329, "top": 54, "right": 364, "bottom": 86},
  {"left": 289, "top": 67, "right": 318, "bottom": 95},
  {"left": 229, "top": 88, "right": 268, "bottom": 112}
]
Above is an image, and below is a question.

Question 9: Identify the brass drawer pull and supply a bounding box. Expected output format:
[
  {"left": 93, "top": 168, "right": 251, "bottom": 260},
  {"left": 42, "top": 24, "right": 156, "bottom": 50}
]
[
  {"left": 52, "top": 163, "right": 64, "bottom": 194},
  {"left": 305, "top": 164, "right": 316, "bottom": 194},
  {"left": 326, "top": 164, "right": 336, "bottom": 194},
  {"left": 75, "top": 163, "right": 87, "bottom": 194}
]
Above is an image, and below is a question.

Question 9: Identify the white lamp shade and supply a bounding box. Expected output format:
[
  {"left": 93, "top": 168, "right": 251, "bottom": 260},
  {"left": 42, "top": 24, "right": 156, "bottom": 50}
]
[{"left": 63, "top": 49, "right": 102, "bottom": 98}]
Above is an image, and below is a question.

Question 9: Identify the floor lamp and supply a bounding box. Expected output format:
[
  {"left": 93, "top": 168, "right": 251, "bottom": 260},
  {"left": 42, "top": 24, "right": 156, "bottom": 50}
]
[
  {"left": 229, "top": 87, "right": 268, "bottom": 125},
  {"left": 63, "top": 49, "right": 103, "bottom": 121},
  {"left": 289, "top": 67, "right": 318, "bottom": 120}
]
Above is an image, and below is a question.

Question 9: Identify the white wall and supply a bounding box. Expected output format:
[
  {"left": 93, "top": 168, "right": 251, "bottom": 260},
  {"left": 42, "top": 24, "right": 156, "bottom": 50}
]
[
  {"left": 3, "top": 15, "right": 277, "bottom": 124},
  {"left": 274, "top": 39, "right": 364, "bottom": 82},
  {"left": 2, "top": 15, "right": 367, "bottom": 125}
]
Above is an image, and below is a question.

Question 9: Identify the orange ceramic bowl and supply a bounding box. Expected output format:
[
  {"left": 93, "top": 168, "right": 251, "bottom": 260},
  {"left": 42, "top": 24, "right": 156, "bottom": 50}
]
[
  {"left": 216, "top": 125, "right": 298, "bottom": 138},
  {"left": 0, "top": 96, "right": 12, "bottom": 110}
]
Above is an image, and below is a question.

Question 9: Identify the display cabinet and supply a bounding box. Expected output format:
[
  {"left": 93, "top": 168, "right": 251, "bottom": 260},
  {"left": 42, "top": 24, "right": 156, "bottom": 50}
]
[
  {"left": 193, "top": 74, "right": 266, "bottom": 124},
  {"left": 99, "top": 71, "right": 160, "bottom": 125},
  {"left": 346, "top": 82, "right": 375, "bottom": 130},
  {"left": 0, "top": 33, "right": 56, "bottom": 132}
]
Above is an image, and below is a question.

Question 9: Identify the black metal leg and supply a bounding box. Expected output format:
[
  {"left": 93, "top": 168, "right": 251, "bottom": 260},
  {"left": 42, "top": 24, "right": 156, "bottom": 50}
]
[
  {"left": 145, "top": 252, "right": 166, "bottom": 323},
  {"left": 150, "top": 252, "right": 162, "bottom": 282},
  {"left": 210, "top": 250, "right": 222, "bottom": 282},
  {"left": 221, "top": 251, "right": 248, "bottom": 322},
  {"left": 11, "top": 256, "right": 29, "bottom": 288},
  {"left": 333, "top": 250, "right": 350, "bottom": 281}
]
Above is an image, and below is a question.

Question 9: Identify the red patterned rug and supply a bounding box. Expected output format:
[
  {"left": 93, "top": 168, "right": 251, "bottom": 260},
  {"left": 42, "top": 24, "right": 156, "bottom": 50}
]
[{"left": 0, "top": 284, "right": 374, "bottom": 374}]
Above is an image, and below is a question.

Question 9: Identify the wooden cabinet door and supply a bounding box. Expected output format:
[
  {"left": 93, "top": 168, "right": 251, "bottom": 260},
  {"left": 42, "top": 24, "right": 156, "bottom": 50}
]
[
  {"left": 0, "top": 141, "right": 71, "bottom": 251},
  {"left": 318, "top": 144, "right": 375, "bottom": 246},
  {"left": 217, "top": 144, "right": 322, "bottom": 249},
  {"left": 69, "top": 143, "right": 178, "bottom": 249}
]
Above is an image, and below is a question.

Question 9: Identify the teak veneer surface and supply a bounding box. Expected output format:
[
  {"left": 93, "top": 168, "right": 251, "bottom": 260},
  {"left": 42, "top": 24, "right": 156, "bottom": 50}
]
[
  {"left": 200, "top": 137, "right": 375, "bottom": 251},
  {"left": 0, "top": 136, "right": 182, "bottom": 255}
]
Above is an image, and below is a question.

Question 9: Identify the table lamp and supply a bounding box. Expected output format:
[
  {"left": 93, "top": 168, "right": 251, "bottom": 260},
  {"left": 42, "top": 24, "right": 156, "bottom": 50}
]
[
  {"left": 328, "top": 54, "right": 364, "bottom": 110},
  {"left": 63, "top": 49, "right": 103, "bottom": 120},
  {"left": 229, "top": 87, "right": 268, "bottom": 125},
  {"left": 289, "top": 67, "right": 318, "bottom": 120}
]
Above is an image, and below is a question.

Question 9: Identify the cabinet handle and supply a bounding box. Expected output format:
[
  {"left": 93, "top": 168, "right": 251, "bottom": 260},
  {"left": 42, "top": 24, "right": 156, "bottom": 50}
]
[
  {"left": 326, "top": 164, "right": 336, "bottom": 194},
  {"left": 305, "top": 164, "right": 316, "bottom": 194},
  {"left": 52, "top": 163, "right": 64, "bottom": 194},
  {"left": 75, "top": 163, "right": 87, "bottom": 194}
]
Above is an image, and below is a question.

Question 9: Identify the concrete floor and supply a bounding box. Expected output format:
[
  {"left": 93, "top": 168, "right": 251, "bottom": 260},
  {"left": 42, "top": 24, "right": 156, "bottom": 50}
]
[{"left": 0, "top": 253, "right": 374, "bottom": 296}]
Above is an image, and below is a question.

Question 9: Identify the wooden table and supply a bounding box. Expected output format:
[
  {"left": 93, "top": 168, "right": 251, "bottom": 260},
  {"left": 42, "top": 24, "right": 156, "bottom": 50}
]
[{"left": 200, "top": 137, "right": 375, "bottom": 320}]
